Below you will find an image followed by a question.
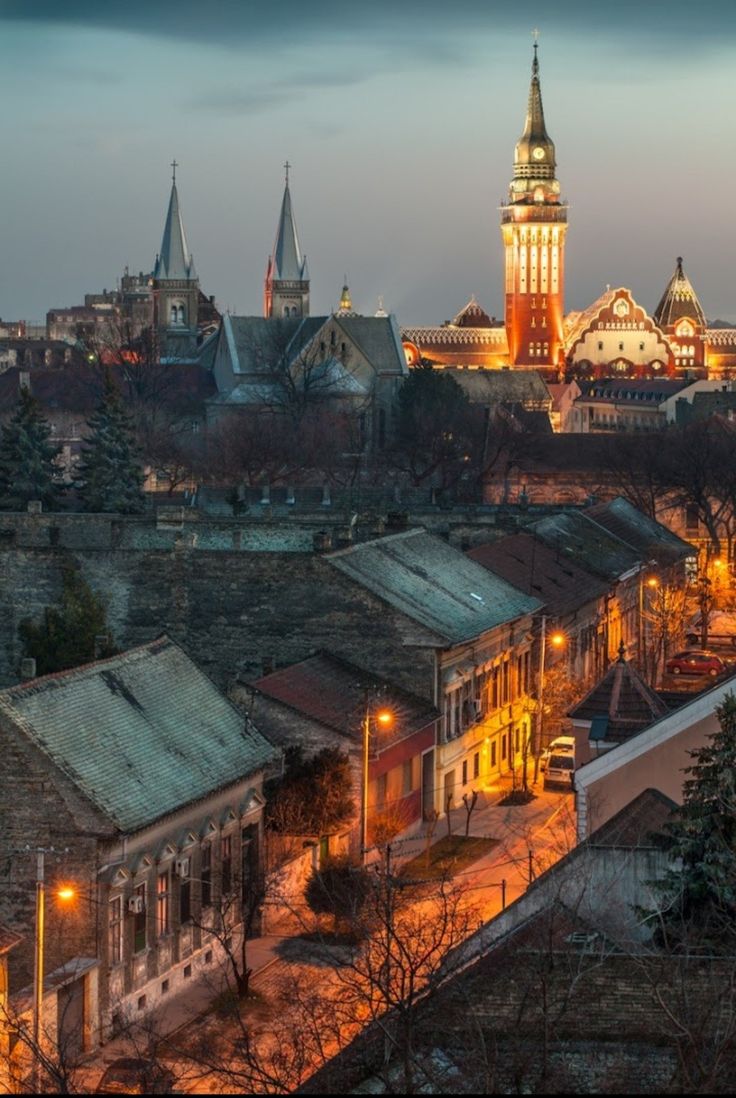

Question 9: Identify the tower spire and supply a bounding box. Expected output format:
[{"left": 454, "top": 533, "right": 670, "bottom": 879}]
[
  {"left": 264, "top": 166, "right": 310, "bottom": 318},
  {"left": 154, "top": 167, "right": 196, "bottom": 281}
]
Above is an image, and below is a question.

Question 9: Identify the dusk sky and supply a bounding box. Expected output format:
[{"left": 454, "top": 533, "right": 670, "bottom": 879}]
[{"left": 2, "top": 1, "right": 735, "bottom": 326}]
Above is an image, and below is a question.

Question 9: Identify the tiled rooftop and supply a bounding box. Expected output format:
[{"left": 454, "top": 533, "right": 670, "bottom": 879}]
[{"left": 0, "top": 637, "right": 276, "bottom": 833}]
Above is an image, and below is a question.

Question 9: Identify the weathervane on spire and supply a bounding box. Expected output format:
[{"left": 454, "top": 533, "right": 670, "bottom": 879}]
[
  {"left": 284, "top": 160, "right": 291, "bottom": 185},
  {"left": 171, "top": 159, "right": 178, "bottom": 184}
]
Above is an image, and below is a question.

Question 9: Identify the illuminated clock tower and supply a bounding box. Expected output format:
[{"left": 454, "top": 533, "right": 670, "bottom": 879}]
[{"left": 501, "top": 44, "right": 567, "bottom": 372}]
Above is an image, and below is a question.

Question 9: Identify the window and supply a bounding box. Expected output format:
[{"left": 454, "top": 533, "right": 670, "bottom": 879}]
[
  {"left": 462, "top": 760, "right": 468, "bottom": 786},
  {"left": 201, "top": 845, "right": 212, "bottom": 908},
  {"left": 133, "top": 883, "right": 147, "bottom": 953},
  {"left": 109, "top": 896, "right": 123, "bottom": 965},
  {"left": 491, "top": 741, "right": 497, "bottom": 768},
  {"left": 402, "top": 759, "right": 413, "bottom": 796},
  {"left": 157, "top": 871, "right": 170, "bottom": 937},
  {"left": 491, "top": 666, "right": 499, "bottom": 709},
  {"left": 501, "top": 733, "right": 508, "bottom": 761},
  {"left": 473, "top": 752, "right": 480, "bottom": 780},
  {"left": 377, "top": 773, "right": 388, "bottom": 809},
  {"left": 502, "top": 660, "right": 510, "bottom": 705},
  {"left": 515, "top": 727, "right": 520, "bottom": 753},
  {"left": 221, "top": 836, "right": 232, "bottom": 896},
  {"left": 179, "top": 863, "right": 192, "bottom": 925}
]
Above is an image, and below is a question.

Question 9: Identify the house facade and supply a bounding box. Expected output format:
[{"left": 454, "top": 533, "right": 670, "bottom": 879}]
[{"left": 0, "top": 637, "right": 276, "bottom": 1056}]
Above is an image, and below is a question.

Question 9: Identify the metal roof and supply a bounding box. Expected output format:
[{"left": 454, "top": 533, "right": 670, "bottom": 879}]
[
  {"left": 585, "top": 497, "right": 695, "bottom": 568},
  {"left": 0, "top": 637, "right": 275, "bottom": 834},
  {"left": 329, "top": 529, "right": 541, "bottom": 645},
  {"left": 529, "top": 510, "right": 642, "bottom": 583}
]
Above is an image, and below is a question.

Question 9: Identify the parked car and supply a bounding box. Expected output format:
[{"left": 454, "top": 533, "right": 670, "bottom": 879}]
[
  {"left": 539, "top": 735, "right": 575, "bottom": 773},
  {"left": 665, "top": 650, "right": 727, "bottom": 678},
  {"left": 543, "top": 747, "right": 576, "bottom": 790},
  {"left": 686, "top": 611, "right": 736, "bottom": 648},
  {"left": 97, "top": 1058, "right": 177, "bottom": 1095}
]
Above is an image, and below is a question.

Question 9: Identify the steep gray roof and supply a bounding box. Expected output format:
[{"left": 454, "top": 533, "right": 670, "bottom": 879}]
[
  {"left": 334, "top": 314, "right": 409, "bottom": 377},
  {"left": 0, "top": 638, "right": 275, "bottom": 834},
  {"left": 443, "top": 368, "right": 551, "bottom": 407},
  {"left": 225, "top": 315, "right": 323, "bottom": 376},
  {"left": 585, "top": 497, "right": 695, "bottom": 568},
  {"left": 270, "top": 182, "right": 308, "bottom": 282},
  {"left": 329, "top": 529, "right": 542, "bottom": 645},
  {"left": 529, "top": 511, "right": 642, "bottom": 583},
  {"left": 154, "top": 182, "right": 196, "bottom": 281}
]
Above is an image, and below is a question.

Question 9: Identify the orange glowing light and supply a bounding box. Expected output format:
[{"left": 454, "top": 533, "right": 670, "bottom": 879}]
[
  {"left": 550, "top": 632, "right": 565, "bottom": 648},
  {"left": 646, "top": 576, "right": 659, "bottom": 588},
  {"left": 57, "top": 886, "right": 75, "bottom": 903},
  {"left": 376, "top": 709, "right": 393, "bottom": 727},
  {"left": 714, "top": 559, "right": 724, "bottom": 570}
]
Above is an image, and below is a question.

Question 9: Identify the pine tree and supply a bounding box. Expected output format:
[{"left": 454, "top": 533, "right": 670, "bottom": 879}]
[
  {"left": 655, "top": 694, "right": 736, "bottom": 948},
  {"left": 76, "top": 373, "right": 146, "bottom": 513},
  {"left": 19, "top": 563, "right": 117, "bottom": 675},
  {"left": 0, "top": 386, "right": 62, "bottom": 510}
]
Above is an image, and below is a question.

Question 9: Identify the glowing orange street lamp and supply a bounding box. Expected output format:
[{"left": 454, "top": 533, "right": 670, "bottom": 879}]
[
  {"left": 57, "top": 886, "right": 75, "bottom": 904},
  {"left": 361, "top": 701, "right": 394, "bottom": 865}
]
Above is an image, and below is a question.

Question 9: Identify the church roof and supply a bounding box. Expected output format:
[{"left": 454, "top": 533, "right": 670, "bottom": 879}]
[
  {"left": 333, "top": 314, "right": 408, "bottom": 378},
  {"left": 569, "top": 647, "right": 668, "bottom": 745},
  {"left": 451, "top": 297, "right": 493, "bottom": 328},
  {"left": 653, "top": 257, "right": 706, "bottom": 330},
  {"left": 154, "top": 181, "right": 196, "bottom": 282},
  {"left": 269, "top": 181, "right": 308, "bottom": 282}
]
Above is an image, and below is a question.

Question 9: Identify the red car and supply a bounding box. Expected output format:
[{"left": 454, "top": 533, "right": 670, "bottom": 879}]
[{"left": 665, "top": 650, "right": 727, "bottom": 678}]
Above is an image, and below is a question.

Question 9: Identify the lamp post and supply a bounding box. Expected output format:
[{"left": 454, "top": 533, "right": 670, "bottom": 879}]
[
  {"left": 638, "top": 570, "right": 659, "bottom": 682},
  {"left": 30, "top": 849, "right": 74, "bottom": 1090},
  {"left": 360, "top": 698, "right": 393, "bottom": 866},
  {"left": 532, "top": 615, "right": 566, "bottom": 784}
]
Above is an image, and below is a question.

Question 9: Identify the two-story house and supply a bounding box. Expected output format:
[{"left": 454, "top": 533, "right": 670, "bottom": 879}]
[{"left": 0, "top": 636, "right": 276, "bottom": 1058}]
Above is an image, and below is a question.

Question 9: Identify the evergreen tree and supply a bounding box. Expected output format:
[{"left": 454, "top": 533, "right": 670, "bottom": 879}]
[
  {"left": 655, "top": 694, "right": 736, "bottom": 948},
  {"left": 19, "top": 563, "right": 117, "bottom": 675},
  {"left": 0, "top": 386, "right": 62, "bottom": 510},
  {"left": 76, "top": 373, "right": 146, "bottom": 513}
]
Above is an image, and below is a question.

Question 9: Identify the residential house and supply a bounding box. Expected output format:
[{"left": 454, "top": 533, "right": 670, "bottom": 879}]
[
  {"left": 0, "top": 637, "right": 276, "bottom": 1055},
  {"left": 574, "top": 671, "right": 736, "bottom": 841},
  {"left": 467, "top": 531, "right": 611, "bottom": 686},
  {"left": 247, "top": 651, "right": 439, "bottom": 854},
  {"left": 325, "top": 529, "right": 542, "bottom": 813},
  {"left": 567, "top": 378, "right": 688, "bottom": 434},
  {"left": 0, "top": 926, "right": 21, "bottom": 1086}
]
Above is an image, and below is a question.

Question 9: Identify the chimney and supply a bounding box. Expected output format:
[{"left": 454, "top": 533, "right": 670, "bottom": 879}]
[
  {"left": 313, "top": 531, "right": 333, "bottom": 553},
  {"left": 20, "top": 658, "right": 36, "bottom": 681}
]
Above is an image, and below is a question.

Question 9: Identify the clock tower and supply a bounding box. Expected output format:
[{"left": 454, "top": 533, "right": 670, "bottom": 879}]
[{"left": 500, "top": 44, "right": 567, "bottom": 373}]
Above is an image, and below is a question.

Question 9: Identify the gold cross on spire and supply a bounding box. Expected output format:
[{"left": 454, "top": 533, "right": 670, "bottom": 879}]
[
  {"left": 284, "top": 160, "right": 291, "bottom": 185},
  {"left": 171, "top": 159, "right": 178, "bottom": 183}
]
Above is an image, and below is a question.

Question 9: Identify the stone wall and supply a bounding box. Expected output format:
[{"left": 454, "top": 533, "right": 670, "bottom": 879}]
[{"left": 0, "top": 512, "right": 439, "bottom": 697}]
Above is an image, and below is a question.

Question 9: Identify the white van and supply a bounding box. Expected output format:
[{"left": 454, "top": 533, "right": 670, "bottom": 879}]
[
  {"left": 543, "top": 737, "right": 576, "bottom": 790},
  {"left": 539, "top": 735, "right": 575, "bottom": 773}
]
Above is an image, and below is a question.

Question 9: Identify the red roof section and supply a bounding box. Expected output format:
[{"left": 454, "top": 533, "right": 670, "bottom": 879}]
[
  {"left": 254, "top": 652, "right": 438, "bottom": 748},
  {"left": 467, "top": 532, "right": 610, "bottom": 618}
]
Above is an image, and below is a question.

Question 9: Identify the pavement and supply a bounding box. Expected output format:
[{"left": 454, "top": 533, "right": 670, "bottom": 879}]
[{"left": 77, "top": 767, "right": 575, "bottom": 1090}]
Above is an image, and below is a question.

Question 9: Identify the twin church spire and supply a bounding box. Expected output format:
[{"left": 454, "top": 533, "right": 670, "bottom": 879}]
[{"left": 264, "top": 163, "right": 310, "bottom": 318}]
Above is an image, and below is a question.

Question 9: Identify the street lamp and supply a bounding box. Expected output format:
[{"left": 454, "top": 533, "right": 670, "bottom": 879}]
[
  {"left": 31, "top": 849, "right": 74, "bottom": 1089},
  {"left": 361, "top": 700, "right": 393, "bottom": 866},
  {"left": 638, "top": 570, "right": 659, "bottom": 681},
  {"left": 532, "top": 616, "right": 566, "bottom": 784}
]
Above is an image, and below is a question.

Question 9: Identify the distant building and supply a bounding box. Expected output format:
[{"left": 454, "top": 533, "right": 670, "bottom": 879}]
[{"left": 401, "top": 50, "right": 736, "bottom": 382}]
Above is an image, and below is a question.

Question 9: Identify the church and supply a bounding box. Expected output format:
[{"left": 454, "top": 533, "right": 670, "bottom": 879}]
[{"left": 401, "top": 45, "right": 736, "bottom": 382}]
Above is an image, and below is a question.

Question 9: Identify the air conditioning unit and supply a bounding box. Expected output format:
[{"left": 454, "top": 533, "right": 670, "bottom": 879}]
[
  {"left": 128, "top": 895, "right": 144, "bottom": 915},
  {"left": 175, "top": 856, "right": 190, "bottom": 879}
]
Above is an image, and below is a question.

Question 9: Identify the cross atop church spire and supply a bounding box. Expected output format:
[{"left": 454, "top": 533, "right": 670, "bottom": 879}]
[
  {"left": 171, "top": 158, "right": 178, "bottom": 183},
  {"left": 284, "top": 160, "right": 291, "bottom": 185}
]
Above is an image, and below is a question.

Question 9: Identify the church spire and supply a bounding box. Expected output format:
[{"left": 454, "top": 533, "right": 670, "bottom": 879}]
[
  {"left": 153, "top": 163, "right": 196, "bottom": 281},
  {"left": 264, "top": 164, "right": 310, "bottom": 318}
]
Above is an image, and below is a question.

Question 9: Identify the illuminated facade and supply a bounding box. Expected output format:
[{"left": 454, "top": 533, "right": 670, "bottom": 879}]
[{"left": 500, "top": 43, "right": 567, "bottom": 371}]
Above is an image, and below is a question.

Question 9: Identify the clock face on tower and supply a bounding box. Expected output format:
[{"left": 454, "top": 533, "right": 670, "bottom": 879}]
[{"left": 532, "top": 146, "right": 545, "bottom": 161}]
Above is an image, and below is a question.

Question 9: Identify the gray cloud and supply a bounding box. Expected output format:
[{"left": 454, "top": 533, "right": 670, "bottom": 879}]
[{"left": 2, "top": 0, "right": 734, "bottom": 54}]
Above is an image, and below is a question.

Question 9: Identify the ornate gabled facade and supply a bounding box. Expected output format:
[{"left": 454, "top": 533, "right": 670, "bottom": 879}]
[
  {"left": 500, "top": 43, "right": 567, "bottom": 370},
  {"left": 152, "top": 165, "right": 200, "bottom": 358},
  {"left": 565, "top": 287, "right": 674, "bottom": 378},
  {"left": 402, "top": 295, "right": 508, "bottom": 369},
  {"left": 264, "top": 166, "right": 310, "bottom": 320}
]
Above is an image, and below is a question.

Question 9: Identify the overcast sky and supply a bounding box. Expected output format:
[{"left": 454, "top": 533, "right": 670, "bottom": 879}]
[{"left": 1, "top": 0, "right": 735, "bottom": 325}]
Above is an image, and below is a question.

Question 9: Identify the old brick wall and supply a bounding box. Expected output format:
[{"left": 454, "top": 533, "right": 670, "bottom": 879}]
[
  {"left": 0, "top": 715, "right": 111, "bottom": 992},
  {"left": 0, "top": 514, "right": 436, "bottom": 698}
]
